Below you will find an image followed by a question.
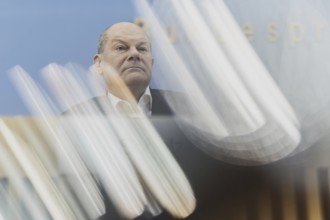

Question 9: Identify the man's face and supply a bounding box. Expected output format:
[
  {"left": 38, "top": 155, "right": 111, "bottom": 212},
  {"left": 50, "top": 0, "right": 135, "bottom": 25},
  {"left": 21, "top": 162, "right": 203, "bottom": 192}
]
[{"left": 94, "top": 23, "right": 153, "bottom": 99}]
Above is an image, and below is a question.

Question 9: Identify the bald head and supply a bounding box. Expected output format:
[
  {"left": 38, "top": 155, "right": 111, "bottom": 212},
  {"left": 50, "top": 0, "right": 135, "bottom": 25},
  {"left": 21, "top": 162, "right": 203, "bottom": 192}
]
[{"left": 97, "top": 22, "right": 149, "bottom": 54}]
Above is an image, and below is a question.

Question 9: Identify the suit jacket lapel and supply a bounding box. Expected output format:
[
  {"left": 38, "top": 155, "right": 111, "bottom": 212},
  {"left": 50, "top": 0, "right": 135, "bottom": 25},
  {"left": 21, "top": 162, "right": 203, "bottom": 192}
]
[{"left": 150, "top": 89, "right": 173, "bottom": 116}]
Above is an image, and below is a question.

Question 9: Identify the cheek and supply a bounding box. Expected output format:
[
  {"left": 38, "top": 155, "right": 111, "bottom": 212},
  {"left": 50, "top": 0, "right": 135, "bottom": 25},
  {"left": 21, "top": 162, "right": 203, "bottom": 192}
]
[
  {"left": 104, "top": 53, "right": 124, "bottom": 66},
  {"left": 105, "top": 58, "right": 123, "bottom": 71},
  {"left": 145, "top": 58, "right": 153, "bottom": 71}
]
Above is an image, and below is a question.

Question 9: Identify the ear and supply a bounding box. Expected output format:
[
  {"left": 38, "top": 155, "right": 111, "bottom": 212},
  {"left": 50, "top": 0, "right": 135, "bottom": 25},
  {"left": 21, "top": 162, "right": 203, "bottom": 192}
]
[{"left": 93, "top": 54, "right": 103, "bottom": 75}]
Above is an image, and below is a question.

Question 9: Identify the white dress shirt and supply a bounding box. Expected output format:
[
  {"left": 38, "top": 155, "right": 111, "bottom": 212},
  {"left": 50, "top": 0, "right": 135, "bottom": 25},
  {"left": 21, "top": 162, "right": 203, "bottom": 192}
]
[{"left": 106, "top": 87, "right": 152, "bottom": 116}]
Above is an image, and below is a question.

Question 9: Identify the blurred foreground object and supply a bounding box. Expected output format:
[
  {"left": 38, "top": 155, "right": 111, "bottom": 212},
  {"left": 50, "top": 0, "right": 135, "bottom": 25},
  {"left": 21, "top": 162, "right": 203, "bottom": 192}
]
[
  {"left": 1, "top": 65, "right": 195, "bottom": 220},
  {"left": 135, "top": 0, "right": 301, "bottom": 165},
  {"left": 0, "top": 116, "right": 195, "bottom": 220},
  {"left": 1, "top": 117, "right": 330, "bottom": 220}
]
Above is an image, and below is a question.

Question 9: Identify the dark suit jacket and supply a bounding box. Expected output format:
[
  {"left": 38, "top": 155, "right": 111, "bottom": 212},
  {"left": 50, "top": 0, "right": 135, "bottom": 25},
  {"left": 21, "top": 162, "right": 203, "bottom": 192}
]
[{"left": 150, "top": 89, "right": 173, "bottom": 116}]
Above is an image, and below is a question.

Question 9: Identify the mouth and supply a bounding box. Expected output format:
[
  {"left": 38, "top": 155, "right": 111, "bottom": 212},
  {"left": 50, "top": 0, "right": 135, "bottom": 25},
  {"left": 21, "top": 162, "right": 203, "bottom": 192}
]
[{"left": 124, "top": 66, "right": 144, "bottom": 71}]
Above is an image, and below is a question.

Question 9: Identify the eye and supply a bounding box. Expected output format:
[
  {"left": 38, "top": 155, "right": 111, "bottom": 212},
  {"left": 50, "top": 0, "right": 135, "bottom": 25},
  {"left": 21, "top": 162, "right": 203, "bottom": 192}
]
[
  {"left": 115, "top": 45, "right": 127, "bottom": 51},
  {"left": 138, "top": 47, "right": 148, "bottom": 52}
]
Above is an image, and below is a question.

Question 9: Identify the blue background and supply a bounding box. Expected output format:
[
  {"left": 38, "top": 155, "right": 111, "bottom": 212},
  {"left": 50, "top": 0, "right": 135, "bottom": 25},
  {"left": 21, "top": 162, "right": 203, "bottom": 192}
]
[{"left": 0, "top": 0, "right": 137, "bottom": 115}]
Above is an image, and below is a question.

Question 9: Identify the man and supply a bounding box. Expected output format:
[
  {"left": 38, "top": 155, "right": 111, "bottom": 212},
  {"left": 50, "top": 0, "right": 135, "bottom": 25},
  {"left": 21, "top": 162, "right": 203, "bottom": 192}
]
[
  {"left": 85, "top": 22, "right": 173, "bottom": 116},
  {"left": 65, "top": 22, "right": 180, "bottom": 220}
]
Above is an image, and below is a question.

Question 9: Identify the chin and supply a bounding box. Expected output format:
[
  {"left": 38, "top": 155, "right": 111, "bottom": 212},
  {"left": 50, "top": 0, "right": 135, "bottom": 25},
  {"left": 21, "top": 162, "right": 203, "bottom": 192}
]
[
  {"left": 124, "top": 76, "right": 150, "bottom": 93},
  {"left": 123, "top": 72, "right": 150, "bottom": 87}
]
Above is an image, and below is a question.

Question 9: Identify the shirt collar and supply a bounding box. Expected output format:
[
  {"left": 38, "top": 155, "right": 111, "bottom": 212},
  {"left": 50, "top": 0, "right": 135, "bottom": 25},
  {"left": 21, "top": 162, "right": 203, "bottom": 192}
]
[{"left": 106, "top": 87, "right": 152, "bottom": 115}]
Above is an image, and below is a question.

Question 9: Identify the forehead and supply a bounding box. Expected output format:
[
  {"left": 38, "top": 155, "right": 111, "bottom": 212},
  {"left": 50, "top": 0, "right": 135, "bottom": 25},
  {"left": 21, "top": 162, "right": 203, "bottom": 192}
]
[{"left": 106, "top": 24, "right": 149, "bottom": 45}]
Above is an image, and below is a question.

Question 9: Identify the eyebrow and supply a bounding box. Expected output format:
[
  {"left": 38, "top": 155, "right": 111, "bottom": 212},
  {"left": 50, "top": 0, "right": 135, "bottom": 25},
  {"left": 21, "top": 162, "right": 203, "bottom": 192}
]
[
  {"left": 111, "top": 39, "right": 127, "bottom": 45},
  {"left": 111, "top": 39, "right": 149, "bottom": 47}
]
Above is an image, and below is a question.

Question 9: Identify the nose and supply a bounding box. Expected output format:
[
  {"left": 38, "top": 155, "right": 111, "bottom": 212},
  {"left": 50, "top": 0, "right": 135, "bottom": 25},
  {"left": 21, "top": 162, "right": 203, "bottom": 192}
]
[{"left": 128, "top": 47, "right": 141, "bottom": 62}]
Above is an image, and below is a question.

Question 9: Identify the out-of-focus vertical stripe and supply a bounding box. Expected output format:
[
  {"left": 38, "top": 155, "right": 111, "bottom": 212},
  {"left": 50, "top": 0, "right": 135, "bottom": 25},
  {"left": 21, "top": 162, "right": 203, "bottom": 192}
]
[{"left": 305, "top": 168, "right": 323, "bottom": 220}]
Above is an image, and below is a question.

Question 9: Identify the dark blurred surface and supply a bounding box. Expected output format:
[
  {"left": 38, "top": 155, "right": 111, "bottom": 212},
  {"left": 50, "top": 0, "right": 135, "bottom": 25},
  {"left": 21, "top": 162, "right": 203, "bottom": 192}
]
[{"left": 150, "top": 117, "right": 330, "bottom": 220}]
